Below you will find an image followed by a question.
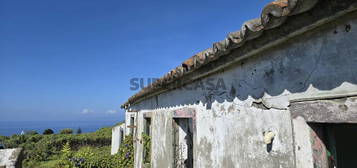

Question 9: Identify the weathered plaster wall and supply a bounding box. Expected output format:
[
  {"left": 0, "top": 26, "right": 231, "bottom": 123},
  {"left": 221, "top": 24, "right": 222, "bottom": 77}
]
[
  {"left": 194, "top": 100, "right": 295, "bottom": 168},
  {"left": 133, "top": 111, "right": 144, "bottom": 168},
  {"left": 133, "top": 11, "right": 357, "bottom": 110},
  {"left": 125, "top": 112, "right": 137, "bottom": 136},
  {"left": 111, "top": 123, "right": 125, "bottom": 155},
  {"left": 130, "top": 11, "right": 357, "bottom": 168},
  {"left": 292, "top": 117, "right": 314, "bottom": 168},
  {"left": 150, "top": 110, "right": 175, "bottom": 168}
]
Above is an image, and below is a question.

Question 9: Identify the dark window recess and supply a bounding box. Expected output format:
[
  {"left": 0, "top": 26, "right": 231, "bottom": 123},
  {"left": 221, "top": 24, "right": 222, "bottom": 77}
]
[
  {"left": 173, "top": 118, "right": 193, "bottom": 168},
  {"left": 130, "top": 117, "right": 135, "bottom": 135},
  {"left": 145, "top": 118, "right": 151, "bottom": 135},
  {"left": 120, "top": 128, "right": 124, "bottom": 143},
  {"left": 143, "top": 117, "right": 151, "bottom": 167},
  {"left": 309, "top": 123, "right": 357, "bottom": 168}
]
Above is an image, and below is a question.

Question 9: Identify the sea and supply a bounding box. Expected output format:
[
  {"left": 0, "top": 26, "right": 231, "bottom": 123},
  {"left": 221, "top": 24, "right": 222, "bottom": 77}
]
[{"left": 0, "top": 120, "right": 120, "bottom": 136}]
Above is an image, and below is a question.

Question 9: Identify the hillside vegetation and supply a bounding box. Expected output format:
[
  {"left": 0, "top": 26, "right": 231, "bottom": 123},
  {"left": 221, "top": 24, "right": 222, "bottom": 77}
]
[{"left": 0, "top": 123, "right": 134, "bottom": 168}]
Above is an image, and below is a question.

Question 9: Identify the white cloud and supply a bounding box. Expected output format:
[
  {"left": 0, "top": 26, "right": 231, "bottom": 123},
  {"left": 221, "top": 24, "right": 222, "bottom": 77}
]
[
  {"left": 82, "top": 108, "right": 94, "bottom": 114},
  {"left": 106, "top": 109, "right": 118, "bottom": 114}
]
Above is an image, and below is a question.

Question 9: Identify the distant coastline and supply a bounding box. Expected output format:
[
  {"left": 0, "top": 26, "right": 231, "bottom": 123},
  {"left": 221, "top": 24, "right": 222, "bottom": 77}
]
[{"left": 0, "top": 120, "right": 120, "bottom": 136}]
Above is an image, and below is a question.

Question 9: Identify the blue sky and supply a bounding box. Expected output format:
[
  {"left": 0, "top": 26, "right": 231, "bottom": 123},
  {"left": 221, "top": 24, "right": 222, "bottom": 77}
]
[{"left": 0, "top": 0, "right": 271, "bottom": 121}]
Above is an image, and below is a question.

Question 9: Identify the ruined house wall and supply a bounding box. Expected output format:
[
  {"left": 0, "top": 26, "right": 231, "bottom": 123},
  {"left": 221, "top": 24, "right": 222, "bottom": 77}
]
[
  {"left": 0, "top": 148, "right": 23, "bottom": 168},
  {"left": 111, "top": 123, "right": 125, "bottom": 155},
  {"left": 130, "top": 11, "right": 357, "bottom": 168},
  {"left": 125, "top": 112, "right": 137, "bottom": 136}
]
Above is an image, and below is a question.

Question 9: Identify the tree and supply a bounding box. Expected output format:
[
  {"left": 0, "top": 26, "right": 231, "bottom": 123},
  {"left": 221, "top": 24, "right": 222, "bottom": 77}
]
[
  {"left": 76, "top": 127, "right": 82, "bottom": 134},
  {"left": 56, "top": 142, "right": 73, "bottom": 167},
  {"left": 43, "top": 129, "right": 54, "bottom": 135},
  {"left": 60, "top": 128, "right": 73, "bottom": 134}
]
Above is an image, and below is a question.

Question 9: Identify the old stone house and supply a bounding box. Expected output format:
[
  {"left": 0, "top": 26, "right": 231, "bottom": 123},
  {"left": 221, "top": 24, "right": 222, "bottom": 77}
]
[{"left": 119, "top": 0, "right": 357, "bottom": 167}]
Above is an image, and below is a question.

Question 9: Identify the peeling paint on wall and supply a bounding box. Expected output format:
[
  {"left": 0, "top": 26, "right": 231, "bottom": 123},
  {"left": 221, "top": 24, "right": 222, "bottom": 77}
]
[{"left": 126, "top": 8, "right": 357, "bottom": 168}]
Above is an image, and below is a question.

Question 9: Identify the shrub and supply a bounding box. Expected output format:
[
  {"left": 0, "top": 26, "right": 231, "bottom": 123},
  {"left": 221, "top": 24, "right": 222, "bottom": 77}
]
[
  {"left": 56, "top": 135, "right": 134, "bottom": 168},
  {"left": 43, "top": 129, "right": 54, "bottom": 135},
  {"left": 142, "top": 133, "right": 151, "bottom": 165},
  {"left": 2, "top": 126, "right": 113, "bottom": 167},
  {"left": 56, "top": 142, "right": 74, "bottom": 168},
  {"left": 25, "top": 130, "right": 39, "bottom": 135},
  {"left": 115, "top": 135, "right": 134, "bottom": 167},
  {"left": 60, "top": 129, "right": 73, "bottom": 134}
]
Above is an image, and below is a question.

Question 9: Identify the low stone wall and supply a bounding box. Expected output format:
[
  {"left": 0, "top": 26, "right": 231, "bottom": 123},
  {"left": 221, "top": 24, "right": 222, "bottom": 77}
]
[{"left": 0, "top": 148, "right": 23, "bottom": 168}]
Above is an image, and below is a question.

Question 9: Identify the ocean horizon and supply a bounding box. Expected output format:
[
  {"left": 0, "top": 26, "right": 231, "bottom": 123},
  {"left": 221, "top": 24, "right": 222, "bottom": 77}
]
[{"left": 0, "top": 120, "right": 122, "bottom": 136}]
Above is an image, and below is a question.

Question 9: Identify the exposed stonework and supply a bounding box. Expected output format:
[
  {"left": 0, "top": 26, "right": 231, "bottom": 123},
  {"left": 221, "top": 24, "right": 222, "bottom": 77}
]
[
  {"left": 0, "top": 148, "right": 23, "bottom": 168},
  {"left": 290, "top": 97, "right": 357, "bottom": 123}
]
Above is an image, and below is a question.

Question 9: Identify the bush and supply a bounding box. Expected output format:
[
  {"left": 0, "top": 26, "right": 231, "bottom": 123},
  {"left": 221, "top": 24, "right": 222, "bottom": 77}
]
[
  {"left": 43, "top": 129, "right": 54, "bottom": 135},
  {"left": 60, "top": 129, "right": 73, "bottom": 134},
  {"left": 2, "top": 126, "right": 113, "bottom": 167},
  {"left": 142, "top": 133, "right": 151, "bottom": 165},
  {"left": 56, "top": 135, "right": 134, "bottom": 168},
  {"left": 56, "top": 142, "right": 74, "bottom": 168},
  {"left": 25, "top": 130, "right": 39, "bottom": 135}
]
